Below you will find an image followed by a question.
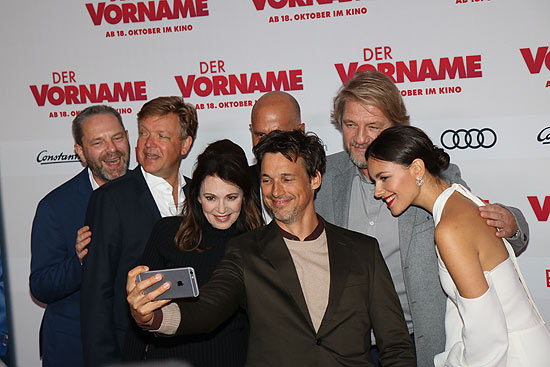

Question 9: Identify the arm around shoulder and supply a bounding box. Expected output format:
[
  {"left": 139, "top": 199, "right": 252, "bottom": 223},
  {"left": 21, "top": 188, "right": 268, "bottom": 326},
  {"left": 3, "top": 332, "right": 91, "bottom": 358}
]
[
  {"left": 443, "top": 163, "right": 529, "bottom": 254},
  {"left": 495, "top": 203, "right": 529, "bottom": 255}
]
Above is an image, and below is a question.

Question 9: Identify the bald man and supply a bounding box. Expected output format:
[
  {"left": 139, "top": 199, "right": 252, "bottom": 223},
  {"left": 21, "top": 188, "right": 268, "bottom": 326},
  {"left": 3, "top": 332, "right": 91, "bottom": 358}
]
[
  {"left": 249, "top": 91, "right": 305, "bottom": 222},
  {"left": 250, "top": 91, "right": 305, "bottom": 147}
]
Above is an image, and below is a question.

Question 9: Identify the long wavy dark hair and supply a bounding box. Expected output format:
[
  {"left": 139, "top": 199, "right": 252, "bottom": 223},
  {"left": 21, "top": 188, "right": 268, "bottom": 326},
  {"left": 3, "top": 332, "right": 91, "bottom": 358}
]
[{"left": 175, "top": 139, "right": 262, "bottom": 251}]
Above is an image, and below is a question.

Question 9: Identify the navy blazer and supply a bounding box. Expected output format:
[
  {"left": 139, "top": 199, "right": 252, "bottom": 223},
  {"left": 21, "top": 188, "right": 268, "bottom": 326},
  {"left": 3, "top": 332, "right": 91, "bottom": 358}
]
[
  {"left": 81, "top": 166, "right": 190, "bottom": 367},
  {"left": 30, "top": 168, "right": 92, "bottom": 367}
]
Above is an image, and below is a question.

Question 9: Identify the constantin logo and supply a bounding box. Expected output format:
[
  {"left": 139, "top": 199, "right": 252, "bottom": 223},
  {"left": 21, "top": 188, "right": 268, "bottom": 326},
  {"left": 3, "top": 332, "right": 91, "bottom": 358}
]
[
  {"left": 36, "top": 150, "right": 81, "bottom": 165},
  {"left": 440, "top": 128, "right": 497, "bottom": 150},
  {"left": 537, "top": 127, "right": 550, "bottom": 144}
]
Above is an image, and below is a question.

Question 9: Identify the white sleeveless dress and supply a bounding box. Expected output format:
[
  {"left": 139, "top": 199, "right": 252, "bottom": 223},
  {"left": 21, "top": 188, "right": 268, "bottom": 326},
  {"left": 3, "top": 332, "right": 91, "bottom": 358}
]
[{"left": 432, "top": 184, "right": 550, "bottom": 367}]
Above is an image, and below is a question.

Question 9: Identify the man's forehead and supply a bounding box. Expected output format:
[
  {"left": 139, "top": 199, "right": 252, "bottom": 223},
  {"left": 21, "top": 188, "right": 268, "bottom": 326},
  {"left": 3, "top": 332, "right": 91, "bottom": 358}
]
[
  {"left": 253, "top": 122, "right": 287, "bottom": 134},
  {"left": 343, "top": 101, "right": 392, "bottom": 124},
  {"left": 261, "top": 152, "right": 305, "bottom": 173},
  {"left": 139, "top": 113, "right": 179, "bottom": 128},
  {"left": 82, "top": 114, "right": 123, "bottom": 134}
]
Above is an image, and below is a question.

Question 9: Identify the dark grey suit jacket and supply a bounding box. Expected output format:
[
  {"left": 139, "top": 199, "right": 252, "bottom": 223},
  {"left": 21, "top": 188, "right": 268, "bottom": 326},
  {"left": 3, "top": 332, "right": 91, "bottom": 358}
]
[
  {"left": 315, "top": 151, "right": 529, "bottom": 367},
  {"left": 174, "top": 218, "right": 416, "bottom": 367}
]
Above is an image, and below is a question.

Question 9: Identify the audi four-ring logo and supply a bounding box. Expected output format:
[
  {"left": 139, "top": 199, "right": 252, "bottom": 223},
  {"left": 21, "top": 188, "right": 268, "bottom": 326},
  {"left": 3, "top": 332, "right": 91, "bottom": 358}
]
[{"left": 440, "top": 128, "right": 497, "bottom": 150}]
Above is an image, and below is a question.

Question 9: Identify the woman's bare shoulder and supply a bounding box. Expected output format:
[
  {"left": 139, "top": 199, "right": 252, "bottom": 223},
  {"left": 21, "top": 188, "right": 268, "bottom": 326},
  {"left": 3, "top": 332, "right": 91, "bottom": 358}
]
[{"left": 435, "top": 192, "right": 508, "bottom": 271}]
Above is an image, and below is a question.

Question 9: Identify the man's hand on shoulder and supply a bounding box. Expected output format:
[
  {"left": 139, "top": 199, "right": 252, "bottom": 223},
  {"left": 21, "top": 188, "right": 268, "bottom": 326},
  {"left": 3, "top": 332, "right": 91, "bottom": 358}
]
[{"left": 478, "top": 204, "right": 518, "bottom": 239}]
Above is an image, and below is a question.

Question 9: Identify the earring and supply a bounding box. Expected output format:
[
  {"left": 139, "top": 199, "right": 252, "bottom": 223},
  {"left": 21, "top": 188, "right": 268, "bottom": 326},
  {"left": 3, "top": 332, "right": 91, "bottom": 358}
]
[{"left": 416, "top": 176, "right": 424, "bottom": 187}]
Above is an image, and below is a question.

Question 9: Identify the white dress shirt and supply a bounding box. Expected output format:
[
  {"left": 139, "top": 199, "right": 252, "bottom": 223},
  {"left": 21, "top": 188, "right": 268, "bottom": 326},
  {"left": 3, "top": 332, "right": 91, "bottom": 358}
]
[
  {"left": 87, "top": 169, "right": 101, "bottom": 191},
  {"left": 141, "top": 166, "right": 186, "bottom": 217}
]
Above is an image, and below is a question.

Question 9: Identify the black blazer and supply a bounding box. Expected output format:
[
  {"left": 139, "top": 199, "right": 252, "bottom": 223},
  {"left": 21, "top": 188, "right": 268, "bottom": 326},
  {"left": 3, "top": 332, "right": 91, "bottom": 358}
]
[
  {"left": 81, "top": 167, "right": 189, "bottom": 366},
  {"left": 174, "top": 218, "right": 415, "bottom": 367}
]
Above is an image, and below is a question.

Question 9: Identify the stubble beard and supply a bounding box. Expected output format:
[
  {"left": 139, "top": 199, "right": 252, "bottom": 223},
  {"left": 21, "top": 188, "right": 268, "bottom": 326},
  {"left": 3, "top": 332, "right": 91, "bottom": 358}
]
[
  {"left": 265, "top": 197, "right": 298, "bottom": 225},
  {"left": 344, "top": 144, "right": 368, "bottom": 169},
  {"left": 87, "top": 148, "right": 130, "bottom": 183}
]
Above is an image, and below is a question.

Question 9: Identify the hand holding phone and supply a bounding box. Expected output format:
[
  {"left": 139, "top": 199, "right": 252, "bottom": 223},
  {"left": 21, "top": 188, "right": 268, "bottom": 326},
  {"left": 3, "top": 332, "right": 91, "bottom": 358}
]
[{"left": 136, "top": 267, "right": 199, "bottom": 300}]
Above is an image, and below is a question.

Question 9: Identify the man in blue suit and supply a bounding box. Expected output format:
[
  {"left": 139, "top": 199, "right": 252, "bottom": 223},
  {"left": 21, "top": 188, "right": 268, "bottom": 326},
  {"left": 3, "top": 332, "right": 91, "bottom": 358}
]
[{"left": 30, "top": 105, "right": 131, "bottom": 366}]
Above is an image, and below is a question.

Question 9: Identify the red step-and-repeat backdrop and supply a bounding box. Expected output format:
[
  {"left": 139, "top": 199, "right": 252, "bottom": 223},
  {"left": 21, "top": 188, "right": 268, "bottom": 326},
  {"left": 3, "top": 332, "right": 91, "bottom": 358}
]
[{"left": 1, "top": 0, "right": 549, "bottom": 365}]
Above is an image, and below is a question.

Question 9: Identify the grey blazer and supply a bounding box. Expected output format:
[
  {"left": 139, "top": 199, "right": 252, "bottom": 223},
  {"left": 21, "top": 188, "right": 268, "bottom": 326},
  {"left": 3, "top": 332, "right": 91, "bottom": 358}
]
[{"left": 315, "top": 151, "right": 529, "bottom": 367}]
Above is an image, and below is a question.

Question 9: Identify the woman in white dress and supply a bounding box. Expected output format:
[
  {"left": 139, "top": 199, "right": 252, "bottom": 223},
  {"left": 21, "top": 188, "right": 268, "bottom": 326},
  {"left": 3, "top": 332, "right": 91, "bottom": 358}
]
[{"left": 365, "top": 125, "right": 550, "bottom": 367}]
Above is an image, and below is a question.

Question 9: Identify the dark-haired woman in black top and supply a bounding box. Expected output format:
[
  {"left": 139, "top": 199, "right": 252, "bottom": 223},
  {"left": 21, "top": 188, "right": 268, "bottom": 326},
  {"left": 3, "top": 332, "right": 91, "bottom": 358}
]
[{"left": 124, "top": 139, "right": 262, "bottom": 366}]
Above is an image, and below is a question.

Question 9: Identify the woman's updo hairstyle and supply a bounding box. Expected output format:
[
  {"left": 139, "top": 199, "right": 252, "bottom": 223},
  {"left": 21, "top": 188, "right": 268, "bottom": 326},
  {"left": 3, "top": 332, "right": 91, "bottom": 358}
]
[{"left": 365, "top": 125, "right": 450, "bottom": 177}]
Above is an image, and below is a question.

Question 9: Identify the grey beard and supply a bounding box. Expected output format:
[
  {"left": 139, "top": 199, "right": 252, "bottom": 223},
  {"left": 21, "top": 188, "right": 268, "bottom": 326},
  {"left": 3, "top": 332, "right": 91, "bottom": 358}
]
[
  {"left": 345, "top": 147, "right": 368, "bottom": 169},
  {"left": 87, "top": 152, "right": 129, "bottom": 183}
]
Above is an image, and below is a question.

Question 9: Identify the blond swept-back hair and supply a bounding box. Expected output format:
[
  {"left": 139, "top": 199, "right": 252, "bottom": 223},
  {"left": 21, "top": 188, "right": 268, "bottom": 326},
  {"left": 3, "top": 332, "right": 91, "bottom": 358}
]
[
  {"left": 331, "top": 70, "right": 410, "bottom": 128},
  {"left": 137, "top": 96, "right": 198, "bottom": 140}
]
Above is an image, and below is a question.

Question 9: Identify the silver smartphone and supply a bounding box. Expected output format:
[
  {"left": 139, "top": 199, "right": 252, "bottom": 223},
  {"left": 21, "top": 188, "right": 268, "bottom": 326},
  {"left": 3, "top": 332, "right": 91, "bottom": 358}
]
[{"left": 137, "top": 267, "right": 199, "bottom": 300}]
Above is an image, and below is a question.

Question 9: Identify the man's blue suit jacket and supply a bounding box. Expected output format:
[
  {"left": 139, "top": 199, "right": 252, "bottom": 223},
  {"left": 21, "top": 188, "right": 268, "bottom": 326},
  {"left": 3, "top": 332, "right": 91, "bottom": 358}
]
[{"left": 30, "top": 168, "right": 92, "bottom": 367}]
